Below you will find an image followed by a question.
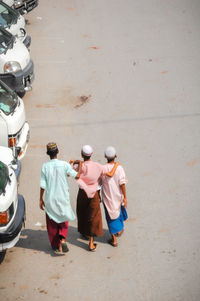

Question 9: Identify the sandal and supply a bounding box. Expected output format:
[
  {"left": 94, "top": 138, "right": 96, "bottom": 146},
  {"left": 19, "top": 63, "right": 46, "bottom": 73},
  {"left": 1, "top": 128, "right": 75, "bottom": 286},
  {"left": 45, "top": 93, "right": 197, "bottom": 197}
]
[
  {"left": 61, "top": 241, "right": 69, "bottom": 253},
  {"left": 108, "top": 239, "right": 118, "bottom": 247},
  {"left": 89, "top": 243, "right": 97, "bottom": 252}
]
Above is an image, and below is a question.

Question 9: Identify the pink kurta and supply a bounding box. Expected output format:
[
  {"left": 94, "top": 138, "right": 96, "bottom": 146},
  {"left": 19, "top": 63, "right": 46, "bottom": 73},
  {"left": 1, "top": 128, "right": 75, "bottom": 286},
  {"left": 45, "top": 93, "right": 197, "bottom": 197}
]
[
  {"left": 101, "top": 164, "right": 127, "bottom": 219},
  {"left": 76, "top": 161, "right": 105, "bottom": 198}
]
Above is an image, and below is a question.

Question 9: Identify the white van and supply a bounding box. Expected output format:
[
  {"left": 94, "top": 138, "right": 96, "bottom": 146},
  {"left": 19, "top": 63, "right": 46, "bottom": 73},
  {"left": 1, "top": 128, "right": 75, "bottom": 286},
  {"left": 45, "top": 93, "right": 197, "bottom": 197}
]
[
  {"left": 0, "top": 145, "right": 21, "bottom": 178},
  {"left": 2, "top": 0, "right": 38, "bottom": 15},
  {"left": 0, "top": 154, "right": 25, "bottom": 256},
  {"left": 0, "top": 1, "right": 31, "bottom": 47},
  {"left": 0, "top": 26, "right": 34, "bottom": 96},
  {"left": 0, "top": 79, "right": 30, "bottom": 159}
]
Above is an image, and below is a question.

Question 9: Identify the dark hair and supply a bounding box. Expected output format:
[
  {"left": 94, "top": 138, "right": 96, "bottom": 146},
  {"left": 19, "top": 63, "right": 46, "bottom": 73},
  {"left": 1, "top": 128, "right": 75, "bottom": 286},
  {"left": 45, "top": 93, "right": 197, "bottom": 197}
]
[
  {"left": 81, "top": 151, "right": 91, "bottom": 161},
  {"left": 107, "top": 157, "right": 114, "bottom": 163},
  {"left": 47, "top": 148, "right": 58, "bottom": 159}
]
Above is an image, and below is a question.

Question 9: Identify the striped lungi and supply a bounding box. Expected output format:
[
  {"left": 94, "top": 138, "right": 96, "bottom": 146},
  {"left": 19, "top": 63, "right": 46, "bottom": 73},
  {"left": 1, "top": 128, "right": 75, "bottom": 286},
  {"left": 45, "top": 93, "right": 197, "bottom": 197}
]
[{"left": 76, "top": 189, "right": 103, "bottom": 237}]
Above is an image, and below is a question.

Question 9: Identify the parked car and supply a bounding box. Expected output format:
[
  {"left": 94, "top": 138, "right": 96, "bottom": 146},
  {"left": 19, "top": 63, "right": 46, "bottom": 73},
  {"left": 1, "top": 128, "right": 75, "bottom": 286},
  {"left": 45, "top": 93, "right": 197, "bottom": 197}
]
[
  {"left": 2, "top": 0, "right": 38, "bottom": 15},
  {"left": 0, "top": 26, "right": 34, "bottom": 96},
  {"left": 0, "top": 1, "right": 31, "bottom": 47},
  {"left": 0, "top": 153, "right": 25, "bottom": 260},
  {"left": 0, "top": 79, "right": 30, "bottom": 159},
  {"left": 0, "top": 145, "right": 21, "bottom": 178}
]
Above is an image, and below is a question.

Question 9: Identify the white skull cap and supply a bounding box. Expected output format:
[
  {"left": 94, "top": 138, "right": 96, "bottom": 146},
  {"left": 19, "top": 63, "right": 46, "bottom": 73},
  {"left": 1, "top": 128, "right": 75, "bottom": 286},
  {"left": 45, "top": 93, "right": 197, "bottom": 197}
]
[
  {"left": 105, "top": 146, "right": 116, "bottom": 159},
  {"left": 82, "top": 145, "right": 93, "bottom": 156}
]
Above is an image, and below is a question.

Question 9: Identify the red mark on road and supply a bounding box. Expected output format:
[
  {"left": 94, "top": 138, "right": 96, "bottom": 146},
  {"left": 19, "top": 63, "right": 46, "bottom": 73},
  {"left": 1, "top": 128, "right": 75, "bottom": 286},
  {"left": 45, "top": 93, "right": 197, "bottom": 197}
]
[
  {"left": 35, "top": 104, "right": 55, "bottom": 108},
  {"left": 30, "top": 145, "right": 45, "bottom": 149},
  {"left": 187, "top": 159, "right": 198, "bottom": 167},
  {"left": 88, "top": 46, "right": 99, "bottom": 50},
  {"left": 127, "top": 217, "right": 136, "bottom": 223},
  {"left": 161, "top": 71, "right": 168, "bottom": 74},
  {"left": 159, "top": 226, "right": 171, "bottom": 233}
]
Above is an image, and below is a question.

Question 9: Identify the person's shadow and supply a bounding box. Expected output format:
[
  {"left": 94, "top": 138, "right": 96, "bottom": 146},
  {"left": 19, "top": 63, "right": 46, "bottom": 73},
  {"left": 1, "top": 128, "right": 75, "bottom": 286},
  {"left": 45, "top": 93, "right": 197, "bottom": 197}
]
[{"left": 15, "top": 225, "right": 110, "bottom": 256}]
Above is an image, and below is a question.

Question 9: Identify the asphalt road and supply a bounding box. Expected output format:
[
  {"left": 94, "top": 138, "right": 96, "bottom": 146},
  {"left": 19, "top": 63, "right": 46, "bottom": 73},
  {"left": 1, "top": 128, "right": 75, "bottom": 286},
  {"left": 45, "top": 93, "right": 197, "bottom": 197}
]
[{"left": 1, "top": 0, "right": 200, "bottom": 300}]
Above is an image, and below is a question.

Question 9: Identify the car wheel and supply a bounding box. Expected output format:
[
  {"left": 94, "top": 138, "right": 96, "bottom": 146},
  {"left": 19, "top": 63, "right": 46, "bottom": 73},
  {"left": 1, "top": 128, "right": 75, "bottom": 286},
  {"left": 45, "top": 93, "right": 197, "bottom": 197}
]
[{"left": 0, "top": 250, "right": 6, "bottom": 264}]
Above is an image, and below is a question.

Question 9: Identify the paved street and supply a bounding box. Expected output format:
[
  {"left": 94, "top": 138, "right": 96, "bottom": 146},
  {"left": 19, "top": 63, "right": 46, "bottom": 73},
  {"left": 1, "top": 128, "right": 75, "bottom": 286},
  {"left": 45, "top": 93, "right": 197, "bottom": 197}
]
[{"left": 1, "top": 0, "right": 200, "bottom": 300}]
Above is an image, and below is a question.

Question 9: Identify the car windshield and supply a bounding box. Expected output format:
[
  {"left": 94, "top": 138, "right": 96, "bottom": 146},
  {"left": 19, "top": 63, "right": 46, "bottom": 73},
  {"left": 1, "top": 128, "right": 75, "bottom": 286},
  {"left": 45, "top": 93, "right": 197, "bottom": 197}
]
[
  {"left": 0, "top": 3, "right": 18, "bottom": 28},
  {"left": 0, "top": 81, "right": 18, "bottom": 115},
  {"left": 0, "top": 161, "right": 9, "bottom": 195},
  {"left": 0, "top": 27, "right": 14, "bottom": 54}
]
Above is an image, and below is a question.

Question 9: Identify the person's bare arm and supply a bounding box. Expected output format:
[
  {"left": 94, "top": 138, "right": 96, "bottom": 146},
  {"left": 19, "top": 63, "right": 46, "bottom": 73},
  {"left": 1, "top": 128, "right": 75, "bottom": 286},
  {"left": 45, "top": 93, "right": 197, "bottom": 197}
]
[
  {"left": 121, "top": 184, "right": 127, "bottom": 207},
  {"left": 106, "top": 162, "right": 120, "bottom": 177},
  {"left": 39, "top": 188, "right": 45, "bottom": 210},
  {"left": 69, "top": 159, "right": 82, "bottom": 179},
  {"left": 75, "top": 160, "right": 82, "bottom": 179}
]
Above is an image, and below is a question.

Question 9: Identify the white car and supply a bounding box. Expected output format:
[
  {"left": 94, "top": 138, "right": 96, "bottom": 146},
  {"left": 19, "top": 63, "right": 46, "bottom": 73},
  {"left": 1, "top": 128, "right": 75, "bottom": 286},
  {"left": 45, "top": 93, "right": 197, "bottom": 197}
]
[
  {"left": 0, "top": 1, "right": 31, "bottom": 47},
  {"left": 2, "top": 0, "right": 39, "bottom": 15},
  {"left": 0, "top": 26, "right": 34, "bottom": 96},
  {"left": 0, "top": 150, "right": 25, "bottom": 256},
  {"left": 0, "top": 145, "right": 21, "bottom": 178},
  {"left": 0, "top": 79, "right": 30, "bottom": 159}
]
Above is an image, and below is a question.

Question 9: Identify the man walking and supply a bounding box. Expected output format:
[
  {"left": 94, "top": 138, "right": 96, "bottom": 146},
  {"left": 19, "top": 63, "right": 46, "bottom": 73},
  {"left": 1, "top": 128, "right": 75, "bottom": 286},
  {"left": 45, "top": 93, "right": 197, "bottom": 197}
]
[
  {"left": 101, "top": 146, "right": 128, "bottom": 247},
  {"left": 74, "top": 145, "right": 118, "bottom": 251},
  {"left": 39, "top": 142, "right": 81, "bottom": 253}
]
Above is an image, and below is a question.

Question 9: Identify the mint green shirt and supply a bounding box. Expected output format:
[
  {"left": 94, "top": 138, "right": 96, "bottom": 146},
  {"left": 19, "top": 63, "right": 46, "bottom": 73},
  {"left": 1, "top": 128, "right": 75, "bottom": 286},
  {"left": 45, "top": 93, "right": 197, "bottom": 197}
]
[{"left": 40, "top": 159, "right": 77, "bottom": 223}]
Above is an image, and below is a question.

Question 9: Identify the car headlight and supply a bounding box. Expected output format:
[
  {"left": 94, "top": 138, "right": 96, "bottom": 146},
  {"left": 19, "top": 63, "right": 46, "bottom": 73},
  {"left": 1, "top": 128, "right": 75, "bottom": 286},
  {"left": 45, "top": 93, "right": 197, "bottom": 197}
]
[
  {"left": 14, "top": 0, "right": 23, "bottom": 8},
  {"left": 4, "top": 61, "right": 22, "bottom": 73}
]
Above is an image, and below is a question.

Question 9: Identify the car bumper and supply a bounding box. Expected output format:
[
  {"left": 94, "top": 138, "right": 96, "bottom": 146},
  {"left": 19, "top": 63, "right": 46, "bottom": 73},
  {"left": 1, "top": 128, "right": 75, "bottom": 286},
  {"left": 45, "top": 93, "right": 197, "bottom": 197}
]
[
  {"left": 0, "top": 195, "right": 25, "bottom": 251},
  {"left": 0, "top": 59, "right": 34, "bottom": 94},
  {"left": 15, "top": 0, "right": 39, "bottom": 14}
]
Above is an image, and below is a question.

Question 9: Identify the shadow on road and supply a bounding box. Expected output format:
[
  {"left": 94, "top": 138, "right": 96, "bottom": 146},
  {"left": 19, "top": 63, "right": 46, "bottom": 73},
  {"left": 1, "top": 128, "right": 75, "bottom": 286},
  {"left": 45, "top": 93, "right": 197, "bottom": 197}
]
[{"left": 15, "top": 225, "right": 110, "bottom": 256}]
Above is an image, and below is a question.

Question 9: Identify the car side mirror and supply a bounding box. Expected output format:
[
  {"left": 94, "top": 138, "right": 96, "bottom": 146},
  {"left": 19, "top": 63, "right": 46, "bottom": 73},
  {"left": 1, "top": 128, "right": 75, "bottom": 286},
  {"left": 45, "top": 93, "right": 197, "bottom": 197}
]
[{"left": 13, "top": 147, "right": 21, "bottom": 159}]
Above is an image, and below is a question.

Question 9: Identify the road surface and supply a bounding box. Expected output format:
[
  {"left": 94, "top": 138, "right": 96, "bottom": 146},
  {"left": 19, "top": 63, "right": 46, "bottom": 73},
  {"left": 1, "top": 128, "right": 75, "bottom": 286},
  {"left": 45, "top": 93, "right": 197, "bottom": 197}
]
[{"left": 1, "top": 0, "right": 200, "bottom": 300}]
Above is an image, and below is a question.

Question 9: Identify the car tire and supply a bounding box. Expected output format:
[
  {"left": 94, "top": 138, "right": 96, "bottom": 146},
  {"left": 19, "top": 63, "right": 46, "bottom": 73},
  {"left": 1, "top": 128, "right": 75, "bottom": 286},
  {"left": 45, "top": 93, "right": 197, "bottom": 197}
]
[{"left": 0, "top": 250, "right": 6, "bottom": 264}]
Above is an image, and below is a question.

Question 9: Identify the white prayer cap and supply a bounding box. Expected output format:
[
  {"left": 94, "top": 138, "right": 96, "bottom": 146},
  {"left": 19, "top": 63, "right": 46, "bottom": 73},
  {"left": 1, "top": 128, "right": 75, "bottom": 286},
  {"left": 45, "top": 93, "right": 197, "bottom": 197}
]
[
  {"left": 82, "top": 145, "right": 93, "bottom": 156},
  {"left": 105, "top": 146, "right": 116, "bottom": 159}
]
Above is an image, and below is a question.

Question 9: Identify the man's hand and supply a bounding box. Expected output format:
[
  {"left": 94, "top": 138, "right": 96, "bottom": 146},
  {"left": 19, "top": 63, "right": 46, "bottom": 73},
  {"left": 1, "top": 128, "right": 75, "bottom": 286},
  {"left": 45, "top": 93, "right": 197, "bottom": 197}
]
[
  {"left": 106, "top": 161, "right": 120, "bottom": 177},
  {"left": 69, "top": 159, "right": 75, "bottom": 165},
  {"left": 122, "top": 197, "right": 127, "bottom": 208},
  {"left": 40, "top": 199, "right": 45, "bottom": 210}
]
